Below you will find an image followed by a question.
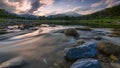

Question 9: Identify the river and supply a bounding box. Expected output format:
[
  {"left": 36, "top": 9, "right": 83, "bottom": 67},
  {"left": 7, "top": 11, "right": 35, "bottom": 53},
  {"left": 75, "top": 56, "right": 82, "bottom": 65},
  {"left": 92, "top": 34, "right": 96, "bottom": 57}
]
[{"left": 0, "top": 25, "right": 119, "bottom": 68}]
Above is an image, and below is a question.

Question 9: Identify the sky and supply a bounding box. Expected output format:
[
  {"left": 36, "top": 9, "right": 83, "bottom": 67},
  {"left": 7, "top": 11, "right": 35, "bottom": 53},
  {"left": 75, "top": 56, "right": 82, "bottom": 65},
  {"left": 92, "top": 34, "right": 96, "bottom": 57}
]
[{"left": 0, "top": 0, "right": 120, "bottom": 16}]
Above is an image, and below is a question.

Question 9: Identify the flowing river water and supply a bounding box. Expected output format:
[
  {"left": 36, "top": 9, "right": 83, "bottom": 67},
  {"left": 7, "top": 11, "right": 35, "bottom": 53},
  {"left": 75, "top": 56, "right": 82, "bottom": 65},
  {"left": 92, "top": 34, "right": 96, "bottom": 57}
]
[{"left": 0, "top": 25, "right": 119, "bottom": 68}]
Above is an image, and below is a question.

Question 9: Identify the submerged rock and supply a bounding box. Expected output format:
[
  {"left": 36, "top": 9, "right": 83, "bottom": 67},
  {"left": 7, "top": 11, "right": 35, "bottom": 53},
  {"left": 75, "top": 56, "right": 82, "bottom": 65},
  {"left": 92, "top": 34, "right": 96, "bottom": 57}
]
[
  {"left": 0, "top": 56, "right": 25, "bottom": 68},
  {"left": 64, "top": 42, "right": 97, "bottom": 60},
  {"left": 71, "top": 59, "right": 101, "bottom": 68},
  {"left": 64, "top": 28, "right": 79, "bottom": 37}
]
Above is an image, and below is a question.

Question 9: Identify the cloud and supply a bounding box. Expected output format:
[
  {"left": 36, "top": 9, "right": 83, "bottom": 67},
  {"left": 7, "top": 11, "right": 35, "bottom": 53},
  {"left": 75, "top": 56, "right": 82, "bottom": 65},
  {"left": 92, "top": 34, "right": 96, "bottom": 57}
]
[
  {"left": 79, "top": 8, "right": 104, "bottom": 15},
  {"left": 63, "top": 6, "right": 83, "bottom": 13},
  {"left": 33, "top": 6, "right": 62, "bottom": 16},
  {"left": 90, "top": 0, "right": 120, "bottom": 8},
  {"left": 0, "top": 0, "right": 32, "bottom": 13},
  {"left": 91, "top": 1, "right": 103, "bottom": 8},
  {"left": 29, "top": 0, "right": 55, "bottom": 13},
  {"left": 40, "top": 0, "right": 55, "bottom": 5},
  {"left": 0, "top": 0, "right": 55, "bottom": 14},
  {"left": 104, "top": 0, "right": 120, "bottom": 8}
]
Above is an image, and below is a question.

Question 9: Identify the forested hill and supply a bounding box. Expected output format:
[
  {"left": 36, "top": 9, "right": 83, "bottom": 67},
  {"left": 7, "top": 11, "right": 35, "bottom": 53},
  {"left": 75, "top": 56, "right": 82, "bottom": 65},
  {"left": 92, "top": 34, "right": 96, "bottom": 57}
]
[
  {"left": 46, "top": 4, "right": 120, "bottom": 20},
  {"left": 81, "top": 5, "right": 120, "bottom": 20},
  {"left": 0, "top": 9, "right": 23, "bottom": 19}
]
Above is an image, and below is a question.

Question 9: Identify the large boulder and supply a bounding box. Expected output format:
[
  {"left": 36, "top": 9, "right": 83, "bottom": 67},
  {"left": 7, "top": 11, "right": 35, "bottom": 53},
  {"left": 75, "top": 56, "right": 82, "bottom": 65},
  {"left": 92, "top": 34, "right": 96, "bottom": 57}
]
[
  {"left": 97, "top": 42, "right": 120, "bottom": 55},
  {"left": 71, "top": 59, "right": 101, "bottom": 68},
  {"left": 64, "top": 28, "right": 79, "bottom": 37},
  {"left": 64, "top": 42, "right": 97, "bottom": 60}
]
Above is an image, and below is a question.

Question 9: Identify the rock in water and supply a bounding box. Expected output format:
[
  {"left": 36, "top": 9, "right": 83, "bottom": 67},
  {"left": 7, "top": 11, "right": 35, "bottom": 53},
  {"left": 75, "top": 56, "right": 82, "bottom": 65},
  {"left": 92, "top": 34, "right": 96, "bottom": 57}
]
[
  {"left": 111, "top": 63, "right": 120, "bottom": 68},
  {"left": 71, "top": 59, "right": 101, "bottom": 68},
  {"left": 73, "top": 40, "right": 85, "bottom": 47},
  {"left": 0, "top": 56, "right": 25, "bottom": 68},
  {"left": 75, "top": 26, "right": 92, "bottom": 31},
  {"left": 64, "top": 28, "right": 79, "bottom": 37},
  {"left": 64, "top": 42, "right": 97, "bottom": 60},
  {"left": 97, "top": 42, "right": 120, "bottom": 55}
]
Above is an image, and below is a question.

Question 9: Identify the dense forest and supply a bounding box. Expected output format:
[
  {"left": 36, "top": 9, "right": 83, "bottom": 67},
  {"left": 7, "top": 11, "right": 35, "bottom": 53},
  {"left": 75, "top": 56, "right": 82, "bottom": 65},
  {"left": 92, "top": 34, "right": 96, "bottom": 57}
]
[{"left": 0, "top": 9, "right": 24, "bottom": 19}]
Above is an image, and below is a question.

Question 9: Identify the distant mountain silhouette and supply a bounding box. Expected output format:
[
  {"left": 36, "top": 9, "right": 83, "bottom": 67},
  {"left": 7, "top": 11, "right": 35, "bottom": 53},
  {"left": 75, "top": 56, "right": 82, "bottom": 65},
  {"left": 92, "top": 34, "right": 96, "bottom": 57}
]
[
  {"left": 48, "top": 11, "right": 82, "bottom": 17},
  {"left": 19, "top": 14, "right": 37, "bottom": 19},
  {"left": 62, "top": 11, "right": 82, "bottom": 17}
]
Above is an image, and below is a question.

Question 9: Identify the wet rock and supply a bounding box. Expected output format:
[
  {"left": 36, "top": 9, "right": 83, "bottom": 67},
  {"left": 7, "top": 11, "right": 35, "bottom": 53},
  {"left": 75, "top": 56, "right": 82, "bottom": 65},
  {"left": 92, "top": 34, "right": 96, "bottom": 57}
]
[
  {"left": 92, "top": 31, "right": 106, "bottom": 36},
  {"left": 93, "top": 36, "right": 102, "bottom": 40},
  {"left": 111, "top": 63, "right": 120, "bottom": 68},
  {"left": 75, "top": 26, "right": 92, "bottom": 31},
  {"left": 95, "top": 53, "right": 110, "bottom": 62},
  {"left": 0, "top": 29, "right": 8, "bottom": 34},
  {"left": 110, "top": 54, "right": 119, "bottom": 62},
  {"left": 100, "top": 62, "right": 112, "bottom": 68},
  {"left": 64, "top": 28, "right": 79, "bottom": 37},
  {"left": 71, "top": 59, "right": 101, "bottom": 68},
  {"left": 97, "top": 42, "right": 120, "bottom": 56},
  {"left": 76, "top": 40, "right": 85, "bottom": 45},
  {"left": 108, "top": 29, "right": 120, "bottom": 37},
  {"left": 0, "top": 56, "right": 25, "bottom": 68},
  {"left": 73, "top": 40, "right": 85, "bottom": 47},
  {"left": 64, "top": 42, "right": 97, "bottom": 60},
  {"left": 108, "top": 34, "right": 120, "bottom": 37}
]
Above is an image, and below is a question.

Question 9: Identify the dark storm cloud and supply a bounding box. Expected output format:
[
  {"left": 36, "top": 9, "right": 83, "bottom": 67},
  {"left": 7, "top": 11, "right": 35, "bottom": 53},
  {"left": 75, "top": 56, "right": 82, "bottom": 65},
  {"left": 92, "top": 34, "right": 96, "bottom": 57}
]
[
  {"left": 29, "top": 0, "right": 55, "bottom": 13},
  {"left": 28, "top": 0, "right": 41, "bottom": 13}
]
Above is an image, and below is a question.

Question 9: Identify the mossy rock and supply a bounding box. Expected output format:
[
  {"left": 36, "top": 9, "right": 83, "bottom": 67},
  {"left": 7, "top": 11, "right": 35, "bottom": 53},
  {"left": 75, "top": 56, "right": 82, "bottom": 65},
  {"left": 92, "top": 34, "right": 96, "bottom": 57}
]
[
  {"left": 64, "top": 28, "right": 79, "bottom": 37},
  {"left": 97, "top": 42, "right": 120, "bottom": 56}
]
